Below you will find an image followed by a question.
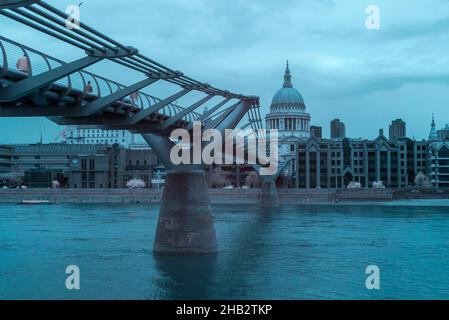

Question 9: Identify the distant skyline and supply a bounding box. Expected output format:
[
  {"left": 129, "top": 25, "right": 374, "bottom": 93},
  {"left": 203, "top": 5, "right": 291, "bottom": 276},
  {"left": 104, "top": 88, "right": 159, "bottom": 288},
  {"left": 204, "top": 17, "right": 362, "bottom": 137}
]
[{"left": 1, "top": 0, "right": 449, "bottom": 143}]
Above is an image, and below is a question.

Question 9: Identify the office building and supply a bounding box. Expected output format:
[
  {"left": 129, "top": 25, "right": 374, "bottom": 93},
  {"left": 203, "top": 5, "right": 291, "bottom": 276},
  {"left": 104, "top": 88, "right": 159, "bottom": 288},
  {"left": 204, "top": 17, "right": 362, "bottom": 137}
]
[
  {"left": 310, "top": 126, "right": 322, "bottom": 139},
  {"left": 389, "top": 119, "right": 407, "bottom": 141},
  {"left": 330, "top": 119, "right": 346, "bottom": 139}
]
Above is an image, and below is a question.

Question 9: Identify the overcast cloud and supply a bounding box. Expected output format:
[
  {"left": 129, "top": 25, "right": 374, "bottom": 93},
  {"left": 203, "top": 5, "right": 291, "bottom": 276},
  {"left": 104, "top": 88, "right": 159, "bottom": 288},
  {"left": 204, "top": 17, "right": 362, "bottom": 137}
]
[{"left": 1, "top": 0, "right": 449, "bottom": 143}]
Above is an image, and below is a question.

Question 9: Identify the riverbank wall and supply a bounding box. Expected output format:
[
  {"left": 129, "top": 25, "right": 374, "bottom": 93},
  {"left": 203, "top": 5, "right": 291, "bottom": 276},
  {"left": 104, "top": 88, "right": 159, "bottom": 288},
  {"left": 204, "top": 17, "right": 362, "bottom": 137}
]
[{"left": 1, "top": 188, "right": 448, "bottom": 205}]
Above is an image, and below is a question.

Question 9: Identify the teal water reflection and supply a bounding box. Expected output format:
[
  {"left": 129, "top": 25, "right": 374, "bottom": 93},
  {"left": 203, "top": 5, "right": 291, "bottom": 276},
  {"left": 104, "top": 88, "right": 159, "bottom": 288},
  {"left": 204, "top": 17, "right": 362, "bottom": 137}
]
[{"left": 1, "top": 201, "right": 449, "bottom": 299}]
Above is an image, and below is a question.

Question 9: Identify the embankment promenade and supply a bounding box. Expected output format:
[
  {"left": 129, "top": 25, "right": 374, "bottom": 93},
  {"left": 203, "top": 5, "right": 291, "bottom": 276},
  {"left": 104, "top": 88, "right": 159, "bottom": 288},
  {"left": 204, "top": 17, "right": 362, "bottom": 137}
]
[{"left": 1, "top": 188, "right": 449, "bottom": 204}]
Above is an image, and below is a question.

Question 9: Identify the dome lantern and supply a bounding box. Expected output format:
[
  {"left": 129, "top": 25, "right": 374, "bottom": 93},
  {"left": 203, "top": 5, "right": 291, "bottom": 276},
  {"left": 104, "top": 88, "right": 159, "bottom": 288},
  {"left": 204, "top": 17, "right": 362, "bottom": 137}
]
[{"left": 283, "top": 60, "right": 293, "bottom": 88}]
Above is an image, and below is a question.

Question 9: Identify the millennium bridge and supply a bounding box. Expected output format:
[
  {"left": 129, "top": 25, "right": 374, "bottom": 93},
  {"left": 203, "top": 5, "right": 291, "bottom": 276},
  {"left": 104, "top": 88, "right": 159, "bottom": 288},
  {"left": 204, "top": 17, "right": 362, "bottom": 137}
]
[{"left": 0, "top": 0, "right": 287, "bottom": 253}]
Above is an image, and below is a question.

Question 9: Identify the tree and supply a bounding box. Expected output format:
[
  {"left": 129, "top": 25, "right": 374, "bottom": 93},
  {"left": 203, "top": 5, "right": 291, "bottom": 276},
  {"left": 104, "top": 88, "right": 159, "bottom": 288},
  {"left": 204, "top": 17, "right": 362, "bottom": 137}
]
[
  {"left": 207, "top": 167, "right": 230, "bottom": 188},
  {"left": 414, "top": 172, "right": 432, "bottom": 188},
  {"left": 347, "top": 181, "right": 362, "bottom": 189},
  {"left": 372, "top": 181, "right": 385, "bottom": 189},
  {"left": 245, "top": 171, "right": 260, "bottom": 188},
  {"left": 126, "top": 179, "right": 145, "bottom": 189},
  {"left": 51, "top": 180, "right": 60, "bottom": 189}
]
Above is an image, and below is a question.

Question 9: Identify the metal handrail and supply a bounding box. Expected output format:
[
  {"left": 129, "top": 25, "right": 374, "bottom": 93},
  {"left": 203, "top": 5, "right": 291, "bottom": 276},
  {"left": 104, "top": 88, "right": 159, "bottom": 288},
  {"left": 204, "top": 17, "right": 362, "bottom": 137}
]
[{"left": 0, "top": 34, "right": 202, "bottom": 119}]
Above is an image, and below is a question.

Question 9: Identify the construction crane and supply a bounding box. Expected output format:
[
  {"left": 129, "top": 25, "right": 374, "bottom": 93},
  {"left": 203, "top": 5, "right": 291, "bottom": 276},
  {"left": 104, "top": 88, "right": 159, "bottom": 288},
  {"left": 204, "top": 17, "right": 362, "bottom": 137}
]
[{"left": 53, "top": 128, "right": 67, "bottom": 143}]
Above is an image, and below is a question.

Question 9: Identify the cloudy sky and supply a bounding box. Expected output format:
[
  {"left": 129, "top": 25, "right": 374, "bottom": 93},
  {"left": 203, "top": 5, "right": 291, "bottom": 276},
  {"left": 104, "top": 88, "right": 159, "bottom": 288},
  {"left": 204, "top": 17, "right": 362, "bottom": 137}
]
[{"left": 1, "top": 0, "right": 449, "bottom": 143}]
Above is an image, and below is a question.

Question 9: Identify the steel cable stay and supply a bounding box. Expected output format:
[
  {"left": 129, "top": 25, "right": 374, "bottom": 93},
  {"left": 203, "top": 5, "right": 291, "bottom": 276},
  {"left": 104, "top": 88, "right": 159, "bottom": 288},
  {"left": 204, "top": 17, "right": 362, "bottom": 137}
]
[{"left": 0, "top": 0, "right": 258, "bottom": 102}]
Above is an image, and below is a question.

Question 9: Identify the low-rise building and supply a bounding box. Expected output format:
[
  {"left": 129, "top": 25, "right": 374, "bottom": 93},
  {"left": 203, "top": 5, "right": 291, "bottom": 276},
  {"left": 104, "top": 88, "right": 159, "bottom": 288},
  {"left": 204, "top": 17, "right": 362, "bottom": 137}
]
[
  {"left": 0, "top": 143, "right": 158, "bottom": 188},
  {"left": 296, "top": 129, "right": 428, "bottom": 189},
  {"left": 64, "top": 125, "right": 134, "bottom": 148}
]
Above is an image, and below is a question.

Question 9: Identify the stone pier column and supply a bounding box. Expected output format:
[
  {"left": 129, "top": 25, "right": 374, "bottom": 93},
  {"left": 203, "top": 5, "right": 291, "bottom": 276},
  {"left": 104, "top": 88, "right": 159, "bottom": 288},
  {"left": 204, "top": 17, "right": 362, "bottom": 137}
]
[
  {"left": 154, "top": 170, "right": 218, "bottom": 254},
  {"left": 260, "top": 180, "right": 279, "bottom": 208}
]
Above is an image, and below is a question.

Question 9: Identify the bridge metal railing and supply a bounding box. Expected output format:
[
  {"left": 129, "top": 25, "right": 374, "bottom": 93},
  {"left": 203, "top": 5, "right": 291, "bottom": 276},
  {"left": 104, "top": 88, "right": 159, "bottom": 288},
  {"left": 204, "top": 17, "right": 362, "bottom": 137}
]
[{"left": 0, "top": 34, "right": 200, "bottom": 122}]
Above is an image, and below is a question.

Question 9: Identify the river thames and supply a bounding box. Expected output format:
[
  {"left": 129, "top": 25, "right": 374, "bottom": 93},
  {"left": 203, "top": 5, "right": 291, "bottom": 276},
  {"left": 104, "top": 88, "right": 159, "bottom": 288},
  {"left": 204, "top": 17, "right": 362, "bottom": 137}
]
[{"left": 1, "top": 200, "right": 449, "bottom": 300}]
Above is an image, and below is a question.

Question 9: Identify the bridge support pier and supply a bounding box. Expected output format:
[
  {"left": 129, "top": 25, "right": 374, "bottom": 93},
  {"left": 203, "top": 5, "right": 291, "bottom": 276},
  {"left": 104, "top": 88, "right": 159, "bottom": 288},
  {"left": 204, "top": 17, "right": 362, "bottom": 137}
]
[
  {"left": 154, "top": 170, "right": 218, "bottom": 254},
  {"left": 260, "top": 180, "right": 279, "bottom": 208}
]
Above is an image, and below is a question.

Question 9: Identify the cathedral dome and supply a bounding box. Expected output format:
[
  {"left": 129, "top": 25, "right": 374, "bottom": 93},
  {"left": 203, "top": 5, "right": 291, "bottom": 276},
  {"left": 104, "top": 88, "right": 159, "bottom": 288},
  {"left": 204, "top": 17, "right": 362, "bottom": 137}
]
[
  {"left": 272, "top": 87, "right": 304, "bottom": 106},
  {"left": 270, "top": 61, "right": 305, "bottom": 110}
]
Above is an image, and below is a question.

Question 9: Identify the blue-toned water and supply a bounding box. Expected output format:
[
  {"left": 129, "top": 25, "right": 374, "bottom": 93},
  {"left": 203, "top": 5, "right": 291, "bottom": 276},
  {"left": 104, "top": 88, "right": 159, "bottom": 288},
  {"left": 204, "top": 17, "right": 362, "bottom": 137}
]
[{"left": 1, "top": 200, "right": 449, "bottom": 300}]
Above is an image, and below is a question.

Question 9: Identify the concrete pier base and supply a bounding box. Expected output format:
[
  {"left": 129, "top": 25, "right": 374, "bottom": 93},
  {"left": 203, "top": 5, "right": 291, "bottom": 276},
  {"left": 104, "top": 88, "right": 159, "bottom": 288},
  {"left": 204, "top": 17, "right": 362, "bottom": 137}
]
[
  {"left": 153, "top": 170, "right": 218, "bottom": 254},
  {"left": 260, "top": 181, "right": 279, "bottom": 208}
]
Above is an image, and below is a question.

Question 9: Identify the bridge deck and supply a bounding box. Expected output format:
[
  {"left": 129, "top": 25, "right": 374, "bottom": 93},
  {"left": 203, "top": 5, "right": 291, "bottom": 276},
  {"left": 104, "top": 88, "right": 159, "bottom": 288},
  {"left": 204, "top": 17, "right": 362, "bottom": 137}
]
[{"left": 0, "top": 35, "right": 199, "bottom": 130}]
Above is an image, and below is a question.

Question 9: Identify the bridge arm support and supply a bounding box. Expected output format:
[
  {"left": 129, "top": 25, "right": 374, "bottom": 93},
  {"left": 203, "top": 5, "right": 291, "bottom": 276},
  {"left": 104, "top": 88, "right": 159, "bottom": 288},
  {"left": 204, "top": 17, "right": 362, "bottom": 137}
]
[
  {"left": 203, "top": 102, "right": 240, "bottom": 131},
  {"left": 184, "top": 97, "right": 231, "bottom": 131},
  {"left": 157, "top": 94, "right": 214, "bottom": 130},
  {"left": 126, "top": 88, "right": 191, "bottom": 124},
  {"left": 214, "top": 100, "right": 251, "bottom": 133}
]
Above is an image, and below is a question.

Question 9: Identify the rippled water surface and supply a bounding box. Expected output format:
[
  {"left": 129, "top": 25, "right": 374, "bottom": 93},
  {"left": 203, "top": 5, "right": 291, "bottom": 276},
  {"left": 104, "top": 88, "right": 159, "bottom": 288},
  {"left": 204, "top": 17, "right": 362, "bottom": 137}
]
[{"left": 1, "top": 200, "right": 449, "bottom": 299}]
